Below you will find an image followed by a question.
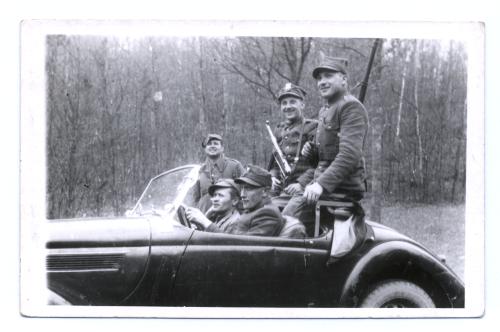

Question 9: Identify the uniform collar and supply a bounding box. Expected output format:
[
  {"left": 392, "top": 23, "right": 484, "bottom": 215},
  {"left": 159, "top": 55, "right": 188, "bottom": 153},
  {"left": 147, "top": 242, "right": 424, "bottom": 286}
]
[
  {"left": 204, "top": 155, "right": 225, "bottom": 170},
  {"left": 244, "top": 197, "right": 270, "bottom": 213},
  {"left": 214, "top": 208, "right": 238, "bottom": 222},
  {"left": 326, "top": 91, "right": 347, "bottom": 106},
  {"left": 284, "top": 115, "right": 304, "bottom": 127}
]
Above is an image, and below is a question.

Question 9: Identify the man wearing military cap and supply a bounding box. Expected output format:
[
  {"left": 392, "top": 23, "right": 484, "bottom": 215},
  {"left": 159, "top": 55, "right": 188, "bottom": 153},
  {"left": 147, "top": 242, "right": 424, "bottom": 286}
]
[
  {"left": 187, "top": 165, "right": 285, "bottom": 237},
  {"left": 186, "top": 178, "right": 241, "bottom": 232},
  {"left": 304, "top": 56, "right": 368, "bottom": 204},
  {"left": 283, "top": 56, "right": 369, "bottom": 256},
  {"left": 193, "top": 134, "right": 245, "bottom": 213},
  {"left": 269, "top": 82, "right": 317, "bottom": 196}
]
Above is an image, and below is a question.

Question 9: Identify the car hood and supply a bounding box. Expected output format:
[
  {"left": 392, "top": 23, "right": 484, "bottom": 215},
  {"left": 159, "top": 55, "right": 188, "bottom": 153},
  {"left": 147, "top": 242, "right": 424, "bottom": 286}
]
[{"left": 46, "top": 216, "right": 152, "bottom": 249}]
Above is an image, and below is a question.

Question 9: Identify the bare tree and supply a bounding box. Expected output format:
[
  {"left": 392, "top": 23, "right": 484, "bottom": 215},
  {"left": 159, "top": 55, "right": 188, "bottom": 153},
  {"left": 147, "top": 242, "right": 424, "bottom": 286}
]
[
  {"left": 45, "top": 36, "right": 467, "bottom": 218},
  {"left": 215, "top": 37, "right": 312, "bottom": 100}
]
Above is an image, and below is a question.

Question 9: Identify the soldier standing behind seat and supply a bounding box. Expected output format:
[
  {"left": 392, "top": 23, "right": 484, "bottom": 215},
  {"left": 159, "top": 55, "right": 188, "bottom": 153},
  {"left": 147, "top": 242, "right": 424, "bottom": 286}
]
[
  {"left": 269, "top": 82, "right": 317, "bottom": 197},
  {"left": 192, "top": 134, "right": 245, "bottom": 213},
  {"left": 283, "top": 56, "right": 369, "bottom": 257}
]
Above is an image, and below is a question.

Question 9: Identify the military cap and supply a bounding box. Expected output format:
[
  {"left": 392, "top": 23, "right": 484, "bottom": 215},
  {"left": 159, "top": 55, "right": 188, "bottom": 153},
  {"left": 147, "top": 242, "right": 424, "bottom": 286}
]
[
  {"left": 202, "top": 133, "right": 223, "bottom": 148},
  {"left": 312, "top": 56, "right": 349, "bottom": 78},
  {"left": 278, "top": 82, "right": 307, "bottom": 101},
  {"left": 235, "top": 165, "right": 272, "bottom": 188},
  {"left": 208, "top": 178, "right": 240, "bottom": 196}
]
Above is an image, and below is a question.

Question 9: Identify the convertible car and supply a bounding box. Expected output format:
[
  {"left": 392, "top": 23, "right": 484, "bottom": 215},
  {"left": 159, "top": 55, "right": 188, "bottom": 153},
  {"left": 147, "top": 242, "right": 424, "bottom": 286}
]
[{"left": 46, "top": 165, "right": 464, "bottom": 308}]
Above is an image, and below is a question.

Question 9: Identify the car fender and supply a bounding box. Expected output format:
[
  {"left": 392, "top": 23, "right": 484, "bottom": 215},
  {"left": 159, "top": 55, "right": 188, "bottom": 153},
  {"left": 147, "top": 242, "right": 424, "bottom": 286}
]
[
  {"left": 338, "top": 241, "right": 464, "bottom": 307},
  {"left": 46, "top": 217, "right": 153, "bottom": 305}
]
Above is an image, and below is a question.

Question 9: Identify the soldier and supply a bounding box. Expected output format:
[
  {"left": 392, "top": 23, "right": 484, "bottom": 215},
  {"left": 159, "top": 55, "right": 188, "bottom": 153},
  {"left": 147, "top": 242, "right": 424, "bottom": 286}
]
[
  {"left": 187, "top": 165, "right": 284, "bottom": 237},
  {"left": 269, "top": 82, "right": 317, "bottom": 196},
  {"left": 193, "top": 134, "right": 245, "bottom": 213},
  {"left": 283, "top": 56, "right": 369, "bottom": 257},
  {"left": 188, "top": 179, "right": 241, "bottom": 232}
]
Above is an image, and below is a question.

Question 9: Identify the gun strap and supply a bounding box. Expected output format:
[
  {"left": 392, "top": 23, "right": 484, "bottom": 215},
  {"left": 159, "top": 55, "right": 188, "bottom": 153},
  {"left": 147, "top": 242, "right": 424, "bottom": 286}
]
[{"left": 293, "top": 119, "right": 305, "bottom": 166}]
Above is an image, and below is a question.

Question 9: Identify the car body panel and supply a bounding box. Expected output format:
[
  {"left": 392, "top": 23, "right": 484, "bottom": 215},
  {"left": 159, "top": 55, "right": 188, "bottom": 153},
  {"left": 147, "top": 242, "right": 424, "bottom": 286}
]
[
  {"left": 46, "top": 217, "right": 153, "bottom": 305},
  {"left": 172, "top": 230, "right": 309, "bottom": 307},
  {"left": 338, "top": 223, "right": 465, "bottom": 308},
  {"left": 45, "top": 165, "right": 464, "bottom": 308},
  {"left": 120, "top": 220, "right": 194, "bottom": 306},
  {"left": 46, "top": 217, "right": 196, "bottom": 306}
]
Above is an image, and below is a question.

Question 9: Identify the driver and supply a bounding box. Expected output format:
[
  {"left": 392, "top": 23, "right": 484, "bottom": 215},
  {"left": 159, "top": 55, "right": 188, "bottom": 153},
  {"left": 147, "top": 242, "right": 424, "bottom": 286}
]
[
  {"left": 195, "top": 178, "right": 241, "bottom": 232},
  {"left": 186, "top": 165, "right": 284, "bottom": 237}
]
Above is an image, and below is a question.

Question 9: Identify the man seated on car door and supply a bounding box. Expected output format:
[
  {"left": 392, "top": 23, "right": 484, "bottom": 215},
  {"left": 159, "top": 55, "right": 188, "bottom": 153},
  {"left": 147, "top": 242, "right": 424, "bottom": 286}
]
[{"left": 186, "top": 165, "right": 285, "bottom": 236}]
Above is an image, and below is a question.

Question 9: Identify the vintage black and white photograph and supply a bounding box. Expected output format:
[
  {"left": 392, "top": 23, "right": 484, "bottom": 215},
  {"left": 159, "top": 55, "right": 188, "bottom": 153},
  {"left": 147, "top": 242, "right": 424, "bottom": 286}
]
[{"left": 19, "top": 20, "right": 484, "bottom": 318}]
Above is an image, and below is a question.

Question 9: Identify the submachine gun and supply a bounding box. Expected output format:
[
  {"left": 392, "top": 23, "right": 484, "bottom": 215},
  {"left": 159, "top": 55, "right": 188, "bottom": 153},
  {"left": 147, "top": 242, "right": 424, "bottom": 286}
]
[{"left": 265, "top": 120, "right": 292, "bottom": 180}]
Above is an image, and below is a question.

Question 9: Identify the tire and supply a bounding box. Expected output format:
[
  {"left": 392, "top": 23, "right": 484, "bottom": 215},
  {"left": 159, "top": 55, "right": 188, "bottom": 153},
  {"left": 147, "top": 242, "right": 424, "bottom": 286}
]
[{"left": 360, "top": 280, "right": 436, "bottom": 308}]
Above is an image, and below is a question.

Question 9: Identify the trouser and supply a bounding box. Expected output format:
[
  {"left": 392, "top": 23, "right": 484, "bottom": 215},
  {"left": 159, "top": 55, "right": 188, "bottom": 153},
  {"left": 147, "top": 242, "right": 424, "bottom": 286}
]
[
  {"left": 282, "top": 193, "right": 365, "bottom": 256},
  {"left": 282, "top": 195, "right": 316, "bottom": 235},
  {"left": 269, "top": 174, "right": 301, "bottom": 197},
  {"left": 283, "top": 191, "right": 363, "bottom": 221}
]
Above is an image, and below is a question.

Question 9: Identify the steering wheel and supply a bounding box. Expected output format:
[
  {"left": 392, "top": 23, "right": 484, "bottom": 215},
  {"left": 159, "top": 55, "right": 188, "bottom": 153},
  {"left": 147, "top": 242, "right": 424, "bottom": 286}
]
[{"left": 177, "top": 205, "right": 192, "bottom": 228}]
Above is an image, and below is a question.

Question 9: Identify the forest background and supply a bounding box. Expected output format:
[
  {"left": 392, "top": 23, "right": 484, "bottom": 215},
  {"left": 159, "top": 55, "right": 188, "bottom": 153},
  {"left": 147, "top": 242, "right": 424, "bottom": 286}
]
[{"left": 45, "top": 36, "right": 467, "bottom": 223}]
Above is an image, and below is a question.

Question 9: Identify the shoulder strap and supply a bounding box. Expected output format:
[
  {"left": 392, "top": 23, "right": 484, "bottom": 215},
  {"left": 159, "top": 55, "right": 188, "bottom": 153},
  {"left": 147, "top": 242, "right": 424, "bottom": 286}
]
[
  {"left": 274, "top": 122, "right": 285, "bottom": 143},
  {"left": 293, "top": 118, "right": 306, "bottom": 164}
]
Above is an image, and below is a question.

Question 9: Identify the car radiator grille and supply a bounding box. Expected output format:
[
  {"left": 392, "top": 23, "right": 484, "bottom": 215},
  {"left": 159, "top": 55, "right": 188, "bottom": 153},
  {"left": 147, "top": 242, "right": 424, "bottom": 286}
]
[{"left": 46, "top": 254, "right": 125, "bottom": 271}]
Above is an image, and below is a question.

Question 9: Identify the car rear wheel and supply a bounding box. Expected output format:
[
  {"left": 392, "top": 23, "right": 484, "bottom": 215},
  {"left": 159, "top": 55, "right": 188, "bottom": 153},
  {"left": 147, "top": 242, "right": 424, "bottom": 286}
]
[{"left": 360, "top": 280, "right": 435, "bottom": 308}]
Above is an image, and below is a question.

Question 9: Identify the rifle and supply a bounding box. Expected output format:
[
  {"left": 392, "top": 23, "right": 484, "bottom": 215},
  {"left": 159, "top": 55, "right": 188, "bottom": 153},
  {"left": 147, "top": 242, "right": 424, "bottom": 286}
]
[
  {"left": 358, "top": 38, "right": 382, "bottom": 104},
  {"left": 265, "top": 120, "right": 292, "bottom": 179}
]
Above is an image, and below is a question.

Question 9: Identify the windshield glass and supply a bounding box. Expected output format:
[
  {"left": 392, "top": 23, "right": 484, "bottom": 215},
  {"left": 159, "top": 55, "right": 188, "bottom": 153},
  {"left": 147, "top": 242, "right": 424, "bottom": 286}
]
[{"left": 131, "top": 165, "right": 200, "bottom": 216}]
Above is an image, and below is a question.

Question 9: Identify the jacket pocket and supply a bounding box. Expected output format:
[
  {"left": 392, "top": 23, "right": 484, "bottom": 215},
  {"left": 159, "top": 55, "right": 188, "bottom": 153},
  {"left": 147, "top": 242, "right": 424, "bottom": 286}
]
[
  {"left": 319, "top": 119, "right": 340, "bottom": 161},
  {"left": 282, "top": 136, "right": 301, "bottom": 156}
]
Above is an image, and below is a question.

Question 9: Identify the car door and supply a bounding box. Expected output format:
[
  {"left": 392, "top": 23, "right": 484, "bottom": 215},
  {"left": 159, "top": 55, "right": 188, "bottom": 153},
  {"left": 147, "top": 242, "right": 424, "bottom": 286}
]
[
  {"left": 303, "top": 228, "right": 379, "bottom": 307},
  {"left": 171, "top": 231, "right": 310, "bottom": 307},
  {"left": 300, "top": 230, "right": 349, "bottom": 307}
]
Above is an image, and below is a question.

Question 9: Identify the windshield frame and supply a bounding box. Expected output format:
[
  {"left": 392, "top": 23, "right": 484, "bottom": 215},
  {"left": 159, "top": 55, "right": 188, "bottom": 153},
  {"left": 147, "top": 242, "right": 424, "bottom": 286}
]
[{"left": 129, "top": 164, "right": 200, "bottom": 216}]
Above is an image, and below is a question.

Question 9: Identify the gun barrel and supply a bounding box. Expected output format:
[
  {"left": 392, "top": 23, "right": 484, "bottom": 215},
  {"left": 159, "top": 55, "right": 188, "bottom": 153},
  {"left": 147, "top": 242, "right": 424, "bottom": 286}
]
[{"left": 265, "top": 122, "right": 292, "bottom": 176}]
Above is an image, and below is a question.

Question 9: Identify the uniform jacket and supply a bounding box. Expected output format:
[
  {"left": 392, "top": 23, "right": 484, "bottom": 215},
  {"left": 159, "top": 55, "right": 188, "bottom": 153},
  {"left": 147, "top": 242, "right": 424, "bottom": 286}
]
[
  {"left": 269, "top": 117, "right": 318, "bottom": 188},
  {"left": 206, "top": 199, "right": 284, "bottom": 237},
  {"left": 193, "top": 156, "right": 245, "bottom": 213},
  {"left": 310, "top": 93, "right": 369, "bottom": 197},
  {"left": 206, "top": 209, "right": 240, "bottom": 232}
]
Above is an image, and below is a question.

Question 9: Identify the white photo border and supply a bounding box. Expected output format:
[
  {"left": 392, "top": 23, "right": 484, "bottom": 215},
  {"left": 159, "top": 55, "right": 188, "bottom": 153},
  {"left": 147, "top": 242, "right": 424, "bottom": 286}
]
[{"left": 19, "top": 19, "right": 484, "bottom": 318}]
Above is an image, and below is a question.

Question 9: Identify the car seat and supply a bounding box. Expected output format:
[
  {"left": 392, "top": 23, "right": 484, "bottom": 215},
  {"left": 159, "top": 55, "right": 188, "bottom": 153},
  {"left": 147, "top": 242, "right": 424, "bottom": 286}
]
[{"left": 279, "top": 215, "right": 307, "bottom": 239}]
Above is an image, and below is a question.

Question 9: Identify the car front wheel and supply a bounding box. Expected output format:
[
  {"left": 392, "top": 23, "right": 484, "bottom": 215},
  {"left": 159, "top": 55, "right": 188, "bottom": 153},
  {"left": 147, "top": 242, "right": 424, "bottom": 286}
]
[{"left": 360, "top": 280, "right": 435, "bottom": 308}]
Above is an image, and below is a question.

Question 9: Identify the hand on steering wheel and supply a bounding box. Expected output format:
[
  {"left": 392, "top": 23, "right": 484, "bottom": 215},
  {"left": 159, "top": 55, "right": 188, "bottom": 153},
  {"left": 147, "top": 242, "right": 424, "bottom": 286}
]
[
  {"left": 177, "top": 205, "right": 192, "bottom": 228},
  {"left": 184, "top": 206, "right": 213, "bottom": 230}
]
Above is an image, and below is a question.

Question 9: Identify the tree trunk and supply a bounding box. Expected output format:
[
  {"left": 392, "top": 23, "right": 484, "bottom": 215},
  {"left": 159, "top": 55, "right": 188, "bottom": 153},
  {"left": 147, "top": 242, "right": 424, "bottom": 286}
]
[
  {"left": 251, "top": 97, "right": 258, "bottom": 164},
  {"left": 198, "top": 38, "right": 206, "bottom": 128},
  {"left": 150, "top": 41, "right": 162, "bottom": 170},
  {"left": 452, "top": 97, "right": 467, "bottom": 202},
  {"left": 396, "top": 48, "right": 410, "bottom": 141},
  {"left": 370, "top": 107, "right": 383, "bottom": 222},
  {"left": 369, "top": 40, "right": 384, "bottom": 223},
  {"left": 221, "top": 75, "right": 227, "bottom": 135},
  {"left": 413, "top": 40, "right": 424, "bottom": 198}
]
